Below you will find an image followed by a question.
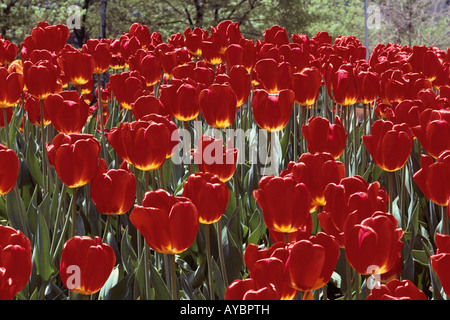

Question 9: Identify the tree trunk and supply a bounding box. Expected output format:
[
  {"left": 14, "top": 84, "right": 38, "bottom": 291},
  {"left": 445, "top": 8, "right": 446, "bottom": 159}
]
[{"left": 100, "top": 0, "right": 108, "bottom": 39}]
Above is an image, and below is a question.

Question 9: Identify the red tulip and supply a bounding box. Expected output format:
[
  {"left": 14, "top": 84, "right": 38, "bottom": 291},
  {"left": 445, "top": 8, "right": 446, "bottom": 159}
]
[
  {"left": 357, "top": 70, "right": 379, "bottom": 104},
  {"left": 412, "top": 109, "right": 450, "bottom": 159},
  {"left": 363, "top": 120, "right": 414, "bottom": 172},
  {"left": 182, "top": 172, "right": 229, "bottom": 224},
  {"left": 302, "top": 116, "right": 347, "bottom": 160},
  {"left": 0, "top": 37, "right": 18, "bottom": 65},
  {"left": 46, "top": 133, "right": 101, "bottom": 188},
  {"left": 128, "top": 49, "right": 162, "bottom": 87},
  {"left": 252, "top": 88, "right": 295, "bottom": 132},
  {"left": 90, "top": 159, "right": 136, "bottom": 215},
  {"left": 281, "top": 152, "right": 346, "bottom": 211},
  {"left": 292, "top": 67, "right": 322, "bottom": 106},
  {"left": 106, "top": 120, "right": 170, "bottom": 171},
  {"left": 253, "top": 174, "right": 311, "bottom": 234},
  {"left": 131, "top": 95, "right": 169, "bottom": 120},
  {"left": 228, "top": 65, "right": 251, "bottom": 108},
  {"left": 199, "top": 83, "right": 237, "bottom": 128},
  {"left": 344, "top": 211, "right": 403, "bottom": 275},
  {"left": 413, "top": 150, "right": 450, "bottom": 206},
  {"left": 23, "top": 57, "right": 59, "bottom": 100},
  {"left": 129, "top": 189, "right": 199, "bottom": 254},
  {"left": 159, "top": 81, "right": 201, "bottom": 121},
  {"left": 254, "top": 58, "right": 293, "bottom": 93},
  {"left": 366, "top": 279, "right": 427, "bottom": 300},
  {"left": 59, "top": 236, "right": 116, "bottom": 295},
  {"left": 191, "top": 135, "right": 238, "bottom": 183},
  {"left": 326, "top": 63, "right": 358, "bottom": 106},
  {"left": 109, "top": 70, "right": 146, "bottom": 110},
  {"left": 0, "top": 225, "right": 32, "bottom": 300},
  {"left": 244, "top": 242, "right": 298, "bottom": 300},
  {"left": 318, "top": 175, "right": 389, "bottom": 246},
  {"left": 0, "top": 144, "right": 19, "bottom": 195},
  {"left": 44, "top": 90, "right": 90, "bottom": 134},
  {"left": 140, "top": 113, "right": 178, "bottom": 159},
  {"left": 20, "top": 22, "right": 70, "bottom": 60},
  {"left": 286, "top": 232, "right": 340, "bottom": 292},
  {"left": 82, "top": 39, "right": 111, "bottom": 74},
  {"left": 183, "top": 27, "right": 208, "bottom": 56},
  {"left": 58, "top": 47, "right": 95, "bottom": 86},
  {"left": 225, "top": 278, "right": 278, "bottom": 300},
  {"left": 431, "top": 233, "right": 450, "bottom": 296},
  {"left": 201, "top": 40, "right": 223, "bottom": 65},
  {"left": 0, "top": 68, "right": 23, "bottom": 108}
]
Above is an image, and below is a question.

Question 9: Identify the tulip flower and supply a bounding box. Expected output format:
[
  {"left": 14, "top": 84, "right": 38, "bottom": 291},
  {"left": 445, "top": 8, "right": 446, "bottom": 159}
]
[
  {"left": 280, "top": 152, "right": 346, "bottom": 211},
  {"left": 292, "top": 67, "right": 322, "bottom": 106},
  {"left": 159, "top": 81, "right": 201, "bottom": 121},
  {"left": 131, "top": 95, "right": 170, "bottom": 120},
  {"left": 302, "top": 116, "right": 347, "bottom": 160},
  {"left": 431, "top": 233, "right": 450, "bottom": 296},
  {"left": 244, "top": 242, "right": 298, "bottom": 299},
  {"left": 0, "top": 144, "right": 19, "bottom": 195},
  {"left": 0, "top": 37, "right": 18, "bottom": 65},
  {"left": 129, "top": 189, "right": 199, "bottom": 254},
  {"left": 58, "top": 47, "right": 95, "bottom": 86},
  {"left": 344, "top": 211, "right": 404, "bottom": 275},
  {"left": 318, "top": 175, "right": 389, "bottom": 246},
  {"left": 106, "top": 119, "right": 170, "bottom": 171},
  {"left": 413, "top": 150, "right": 450, "bottom": 206},
  {"left": 182, "top": 172, "right": 229, "bottom": 224},
  {"left": 44, "top": 90, "right": 90, "bottom": 134},
  {"left": 23, "top": 58, "right": 59, "bottom": 100},
  {"left": 362, "top": 120, "right": 414, "bottom": 172},
  {"left": 20, "top": 22, "right": 70, "bottom": 60},
  {"left": 225, "top": 279, "right": 278, "bottom": 300},
  {"left": 109, "top": 70, "right": 146, "bottom": 110},
  {"left": 326, "top": 63, "right": 358, "bottom": 106},
  {"left": 199, "top": 83, "right": 237, "bottom": 128},
  {"left": 59, "top": 236, "right": 116, "bottom": 295},
  {"left": 263, "top": 25, "right": 290, "bottom": 47},
  {"left": 253, "top": 174, "right": 311, "bottom": 234},
  {"left": 201, "top": 40, "right": 223, "bottom": 65},
  {"left": 228, "top": 65, "right": 251, "bottom": 108},
  {"left": 252, "top": 88, "right": 295, "bottom": 132},
  {"left": 366, "top": 279, "right": 427, "bottom": 300},
  {"left": 0, "top": 68, "right": 23, "bottom": 108},
  {"left": 90, "top": 159, "right": 136, "bottom": 215},
  {"left": 140, "top": 113, "right": 178, "bottom": 159},
  {"left": 128, "top": 49, "right": 162, "bottom": 87},
  {"left": 254, "top": 58, "right": 293, "bottom": 93},
  {"left": 82, "top": 39, "right": 111, "bottom": 75},
  {"left": 286, "top": 232, "right": 340, "bottom": 292},
  {"left": 184, "top": 27, "right": 207, "bottom": 56},
  {"left": 191, "top": 135, "right": 238, "bottom": 183},
  {"left": 24, "top": 95, "right": 51, "bottom": 126},
  {"left": 46, "top": 133, "right": 101, "bottom": 188},
  {"left": 356, "top": 70, "right": 379, "bottom": 104},
  {"left": 0, "top": 225, "right": 32, "bottom": 300},
  {"left": 412, "top": 109, "right": 450, "bottom": 159}
]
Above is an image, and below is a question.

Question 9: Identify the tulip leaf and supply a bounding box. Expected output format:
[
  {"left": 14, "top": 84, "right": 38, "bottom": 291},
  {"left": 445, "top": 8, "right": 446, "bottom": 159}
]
[
  {"left": 35, "top": 207, "right": 55, "bottom": 281},
  {"left": 6, "top": 188, "right": 26, "bottom": 233},
  {"left": 148, "top": 257, "right": 172, "bottom": 300},
  {"left": 26, "top": 144, "right": 44, "bottom": 188}
]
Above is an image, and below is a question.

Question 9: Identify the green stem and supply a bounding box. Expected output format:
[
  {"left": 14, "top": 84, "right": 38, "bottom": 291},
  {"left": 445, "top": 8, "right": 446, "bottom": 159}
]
[
  {"left": 70, "top": 187, "right": 78, "bottom": 238},
  {"left": 389, "top": 171, "right": 394, "bottom": 214},
  {"left": 102, "top": 215, "right": 112, "bottom": 242},
  {"left": 216, "top": 219, "right": 228, "bottom": 286},
  {"left": 293, "top": 103, "right": 298, "bottom": 161},
  {"left": 205, "top": 224, "right": 215, "bottom": 300},
  {"left": 170, "top": 254, "right": 178, "bottom": 300},
  {"left": 346, "top": 260, "right": 353, "bottom": 300},
  {"left": 97, "top": 73, "right": 109, "bottom": 164},
  {"left": 40, "top": 99, "right": 48, "bottom": 195}
]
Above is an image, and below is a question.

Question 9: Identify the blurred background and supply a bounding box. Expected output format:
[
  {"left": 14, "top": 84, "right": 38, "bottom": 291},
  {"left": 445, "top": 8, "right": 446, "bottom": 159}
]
[{"left": 1, "top": 0, "right": 449, "bottom": 55}]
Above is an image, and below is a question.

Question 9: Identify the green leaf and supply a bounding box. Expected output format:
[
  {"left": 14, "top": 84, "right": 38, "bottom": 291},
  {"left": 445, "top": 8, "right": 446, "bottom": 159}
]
[
  {"left": 35, "top": 208, "right": 55, "bottom": 281},
  {"left": 148, "top": 257, "right": 172, "bottom": 300},
  {"left": 25, "top": 143, "right": 44, "bottom": 188}
]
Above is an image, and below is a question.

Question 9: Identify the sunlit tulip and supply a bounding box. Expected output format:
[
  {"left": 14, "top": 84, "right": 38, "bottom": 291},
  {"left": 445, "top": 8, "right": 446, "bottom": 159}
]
[
  {"left": 46, "top": 133, "right": 101, "bottom": 188},
  {"left": 44, "top": 90, "right": 90, "bottom": 134},
  {"left": 413, "top": 150, "right": 450, "bottom": 206},
  {"left": 0, "top": 144, "right": 19, "bottom": 195},
  {"left": 90, "top": 159, "right": 136, "bottom": 215},
  {"left": 363, "top": 120, "right": 414, "bottom": 172},
  {"left": 159, "top": 81, "right": 201, "bottom": 121},
  {"left": 366, "top": 279, "right": 427, "bottom": 300},
  {"left": 129, "top": 189, "right": 199, "bottom": 254},
  {"left": 128, "top": 49, "right": 162, "bottom": 87},
  {"left": 344, "top": 211, "right": 403, "bottom": 275},
  {"left": 225, "top": 278, "right": 278, "bottom": 300},
  {"left": 302, "top": 116, "right": 347, "bottom": 160},
  {"left": 23, "top": 58, "right": 59, "bottom": 100},
  {"left": 191, "top": 135, "right": 238, "bottom": 183},
  {"left": 253, "top": 174, "right": 311, "bottom": 234},
  {"left": 0, "top": 67, "right": 23, "bottom": 108},
  {"left": 58, "top": 47, "right": 95, "bottom": 86},
  {"left": 82, "top": 39, "right": 111, "bottom": 74},
  {"left": 431, "top": 233, "right": 450, "bottom": 296},
  {"left": 59, "top": 236, "right": 116, "bottom": 295},
  {"left": 199, "top": 83, "right": 237, "bottom": 128},
  {"left": 131, "top": 95, "right": 169, "bottom": 120},
  {"left": 292, "top": 67, "right": 322, "bottom": 106},
  {"left": 252, "top": 88, "right": 295, "bottom": 132},
  {"left": 182, "top": 172, "right": 229, "bottom": 224},
  {"left": 0, "top": 225, "right": 32, "bottom": 300},
  {"left": 0, "top": 37, "right": 18, "bottom": 65},
  {"left": 286, "top": 232, "right": 340, "bottom": 292},
  {"left": 109, "top": 70, "right": 146, "bottom": 110}
]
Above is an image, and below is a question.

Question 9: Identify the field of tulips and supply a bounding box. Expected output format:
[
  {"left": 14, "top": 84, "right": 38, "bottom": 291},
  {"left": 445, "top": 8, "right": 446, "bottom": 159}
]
[{"left": 0, "top": 19, "right": 450, "bottom": 303}]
